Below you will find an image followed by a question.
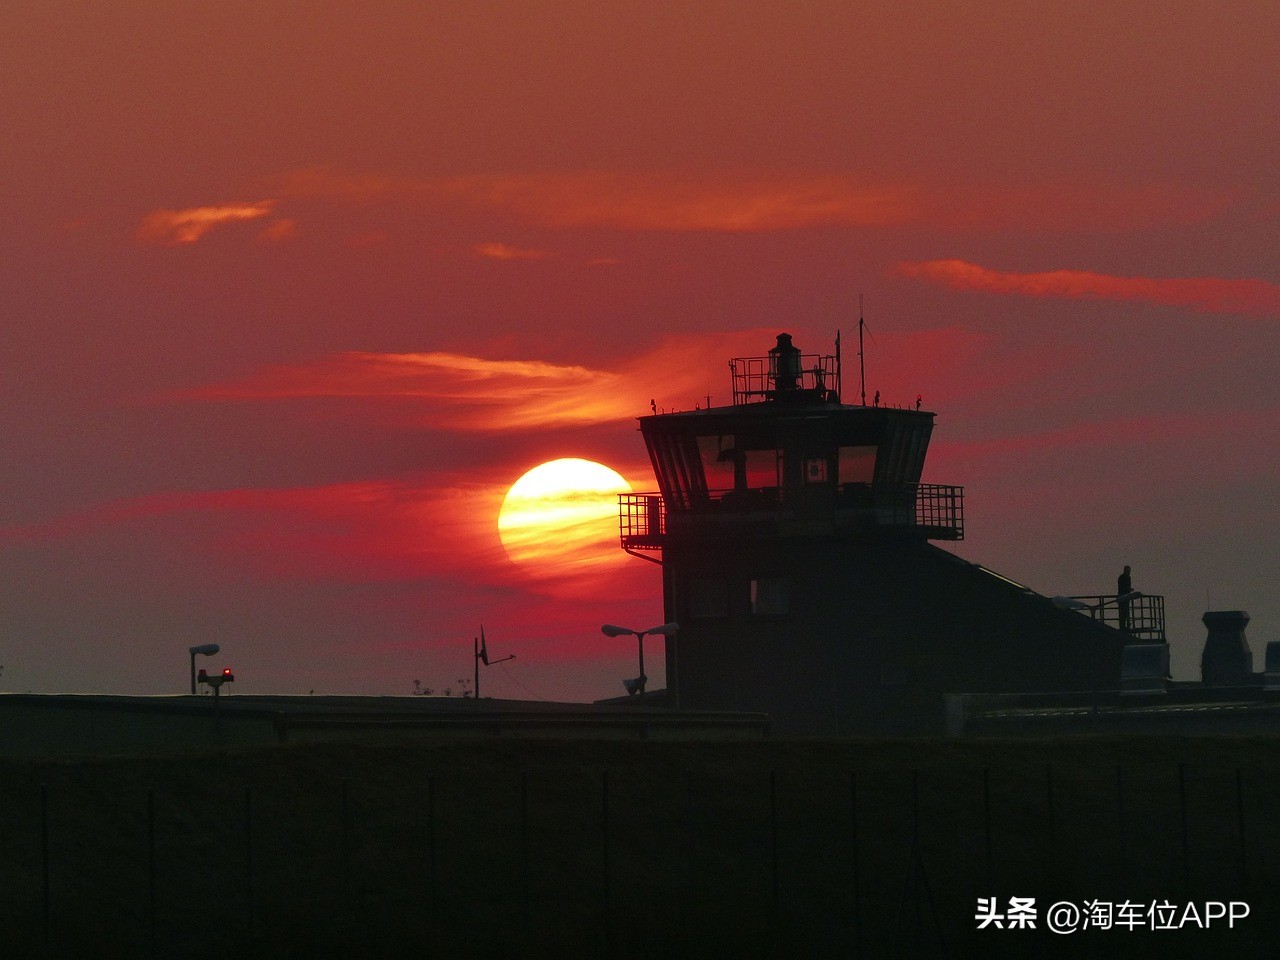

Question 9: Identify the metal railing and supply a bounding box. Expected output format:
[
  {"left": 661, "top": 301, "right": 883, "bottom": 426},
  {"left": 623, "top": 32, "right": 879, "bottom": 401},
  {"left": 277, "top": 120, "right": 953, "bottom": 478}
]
[
  {"left": 1065, "top": 593, "right": 1166, "bottom": 642},
  {"left": 916, "top": 483, "right": 964, "bottom": 539},
  {"left": 619, "top": 482, "right": 964, "bottom": 548},
  {"left": 618, "top": 493, "right": 665, "bottom": 551},
  {"left": 729, "top": 353, "right": 839, "bottom": 405}
]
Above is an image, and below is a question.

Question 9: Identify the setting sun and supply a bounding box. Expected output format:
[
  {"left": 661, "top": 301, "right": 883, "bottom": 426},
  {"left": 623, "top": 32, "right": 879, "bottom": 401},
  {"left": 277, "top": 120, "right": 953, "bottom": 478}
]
[{"left": 497, "top": 458, "right": 633, "bottom": 583}]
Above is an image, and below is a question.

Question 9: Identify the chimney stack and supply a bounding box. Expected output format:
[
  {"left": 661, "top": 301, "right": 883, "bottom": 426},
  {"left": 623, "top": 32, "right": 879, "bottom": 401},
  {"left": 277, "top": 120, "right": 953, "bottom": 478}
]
[{"left": 1201, "top": 610, "right": 1253, "bottom": 687}]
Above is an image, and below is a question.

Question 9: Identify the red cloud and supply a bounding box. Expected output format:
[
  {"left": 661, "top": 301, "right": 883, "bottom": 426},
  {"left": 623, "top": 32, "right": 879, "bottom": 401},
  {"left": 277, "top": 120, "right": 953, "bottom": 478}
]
[
  {"left": 165, "top": 327, "right": 996, "bottom": 430},
  {"left": 135, "top": 201, "right": 278, "bottom": 245},
  {"left": 272, "top": 167, "right": 921, "bottom": 231},
  {"left": 897, "top": 259, "right": 1280, "bottom": 317},
  {"left": 473, "top": 241, "right": 553, "bottom": 260},
  {"left": 167, "top": 333, "right": 757, "bottom": 429},
  {"left": 0, "top": 479, "right": 504, "bottom": 581},
  {"left": 271, "top": 167, "right": 1235, "bottom": 233}
]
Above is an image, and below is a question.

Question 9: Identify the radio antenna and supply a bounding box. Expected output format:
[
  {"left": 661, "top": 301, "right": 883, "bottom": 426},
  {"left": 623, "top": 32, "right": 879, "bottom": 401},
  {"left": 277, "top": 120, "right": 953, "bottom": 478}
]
[
  {"left": 835, "top": 327, "right": 842, "bottom": 402},
  {"left": 858, "top": 295, "right": 868, "bottom": 406}
]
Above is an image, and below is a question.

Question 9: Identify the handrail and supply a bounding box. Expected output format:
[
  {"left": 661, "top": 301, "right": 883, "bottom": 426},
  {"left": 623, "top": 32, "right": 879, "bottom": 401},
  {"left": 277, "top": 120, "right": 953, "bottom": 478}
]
[
  {"left": 619, "top": 481, "right": 964, "bottom": 548},
  {"left": 1065, "top": 593, "right": 1166, "bottom": 642},
  {"left": 729, "top": 353, "right": 839, "bottom": 404}
]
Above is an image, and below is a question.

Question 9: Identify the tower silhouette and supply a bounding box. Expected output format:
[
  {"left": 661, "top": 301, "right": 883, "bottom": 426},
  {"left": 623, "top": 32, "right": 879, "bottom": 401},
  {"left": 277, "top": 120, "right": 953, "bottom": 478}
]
[{"left": 620, "top": 333, "right": 1135, "bottom": 733}]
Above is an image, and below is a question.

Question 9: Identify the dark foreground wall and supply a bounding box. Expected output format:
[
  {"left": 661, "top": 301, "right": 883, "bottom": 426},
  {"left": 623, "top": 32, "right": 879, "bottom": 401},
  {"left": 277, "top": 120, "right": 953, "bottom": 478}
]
[
  {"left": 0, "top": 694, "right": 767, "bottom": 758},
  {"left": 2, "top": 736, "right": 1277, "bottom": 960}
]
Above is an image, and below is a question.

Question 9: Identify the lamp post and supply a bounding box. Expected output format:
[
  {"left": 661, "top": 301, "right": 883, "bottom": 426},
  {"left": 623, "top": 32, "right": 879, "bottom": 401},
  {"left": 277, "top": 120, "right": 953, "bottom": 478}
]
[
  {"left": 600, "top": 622, "right": 679, "bottom": 696},
  {"left": 188, "top": 644, "right": 220, "bottom": 695}
]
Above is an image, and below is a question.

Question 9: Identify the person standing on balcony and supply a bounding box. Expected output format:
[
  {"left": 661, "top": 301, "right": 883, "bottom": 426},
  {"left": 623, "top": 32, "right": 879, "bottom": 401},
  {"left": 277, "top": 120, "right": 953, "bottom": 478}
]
[{"left": 1117, "top": 565, "right": 1133, "bottom": 632}]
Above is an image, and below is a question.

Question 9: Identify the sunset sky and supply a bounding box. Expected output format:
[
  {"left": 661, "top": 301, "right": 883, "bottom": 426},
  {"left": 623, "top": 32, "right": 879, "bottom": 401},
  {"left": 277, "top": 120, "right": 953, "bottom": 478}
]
[{"left": 3, "top": 2, "right": 1277, "bottom": 700}]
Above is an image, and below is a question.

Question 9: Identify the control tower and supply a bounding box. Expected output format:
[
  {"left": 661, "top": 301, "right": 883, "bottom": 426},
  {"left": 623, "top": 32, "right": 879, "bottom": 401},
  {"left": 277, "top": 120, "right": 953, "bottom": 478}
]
[{"left": 619, "top": 333, "right": 1139, "bottom": 733}]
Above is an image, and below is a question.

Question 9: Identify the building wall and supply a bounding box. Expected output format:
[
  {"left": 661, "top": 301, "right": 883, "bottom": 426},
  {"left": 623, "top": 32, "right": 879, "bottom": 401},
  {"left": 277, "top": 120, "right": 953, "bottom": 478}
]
[{"left": 662, "top": 535, "right": 1126, "bottom": 734}]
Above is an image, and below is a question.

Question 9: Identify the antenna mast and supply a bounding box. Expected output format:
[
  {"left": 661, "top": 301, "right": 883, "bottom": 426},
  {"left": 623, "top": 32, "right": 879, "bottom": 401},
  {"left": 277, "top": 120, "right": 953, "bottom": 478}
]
[
  {"left": 835, "top": 327, "right": 842, "bottom": 402},
  {"left": 858, "top": 294, "right": 867, "bottom": 406}
]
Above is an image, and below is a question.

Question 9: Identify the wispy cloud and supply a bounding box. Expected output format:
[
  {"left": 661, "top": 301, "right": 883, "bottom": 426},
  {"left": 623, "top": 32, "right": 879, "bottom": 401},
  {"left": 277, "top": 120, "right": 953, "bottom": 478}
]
[
  {"left": 174, "top": 351, "right": 634, "bottom": 428},
  {"left": 273, "top": 167, "right": 920, "bottom": 231},
  {"left": 0, "top": 478, "right": 507, "bottom": 582},
  {"left": 897, "top": 259, "right": 1280, "bottom": 317},
  {"left": 458, "top": 173, "right": 918, "bottom": 231},
  {"left": 170, "top": 333, "right": 753, "bottom": 428},
  {"left": 135, "top": 201, "right": 278, "bottom": 245},
  {"left": 256, "top": 218, "right": 298, "bottom": 242},
  {"left": 167, "top": 328, "right": 998, "bottom": 430},
  {"left": 271, "top": 167, "right": 1235, "bottom": 233},
  {"left": 473, "top": 241, "right": 553, "bottom": 261}
]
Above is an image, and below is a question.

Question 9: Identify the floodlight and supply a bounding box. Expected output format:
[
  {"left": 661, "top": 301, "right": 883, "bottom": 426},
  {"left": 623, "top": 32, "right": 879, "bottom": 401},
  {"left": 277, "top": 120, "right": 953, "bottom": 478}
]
[
  {"left": 188, "top": 643, "right": 223, "bottom": 694},
  {"left": 601, "top": 621, "right": 678, "bottom": 698}
]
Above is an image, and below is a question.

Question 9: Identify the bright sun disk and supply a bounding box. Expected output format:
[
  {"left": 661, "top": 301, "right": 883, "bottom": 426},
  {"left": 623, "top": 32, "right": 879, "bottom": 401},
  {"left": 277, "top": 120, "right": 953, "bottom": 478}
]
[{"left": 497, "top": 458, "right": 632, "bottom": 579}]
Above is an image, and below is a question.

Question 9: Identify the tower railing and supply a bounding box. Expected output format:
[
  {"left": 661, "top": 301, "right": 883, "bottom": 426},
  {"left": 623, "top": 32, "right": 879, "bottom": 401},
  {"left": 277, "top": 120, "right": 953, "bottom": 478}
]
[
  {"left": 1065, "top": 593, "right": 1166, "bottom": 642},
  {"left": 729, "top": 354, "right": 839, "bottom": 405},
  {"left": 617, "top": 493, "right": 666, "bottom": 551},
  {"left": 619, "top": 481, "right": 964, "bottom": 549}
]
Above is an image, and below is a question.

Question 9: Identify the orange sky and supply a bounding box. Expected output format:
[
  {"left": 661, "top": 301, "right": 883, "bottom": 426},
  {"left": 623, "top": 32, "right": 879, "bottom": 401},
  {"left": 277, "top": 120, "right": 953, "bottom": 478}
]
[{"left": 2, "top": 2, "right": 1277, "bottom": 699}]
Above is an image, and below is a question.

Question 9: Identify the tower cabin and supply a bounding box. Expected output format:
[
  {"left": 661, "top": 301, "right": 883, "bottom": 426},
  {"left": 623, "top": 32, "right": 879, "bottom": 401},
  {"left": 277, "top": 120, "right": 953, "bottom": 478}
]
[{"left": 620, "top": 333, "right": 1136, "bottom": 733}]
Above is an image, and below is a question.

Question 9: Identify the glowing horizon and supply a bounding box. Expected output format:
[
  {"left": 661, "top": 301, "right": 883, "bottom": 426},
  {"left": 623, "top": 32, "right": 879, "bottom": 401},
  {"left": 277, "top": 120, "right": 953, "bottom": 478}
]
[{"left": 2, "top": 0, "right": 1275, "bottom": 702}]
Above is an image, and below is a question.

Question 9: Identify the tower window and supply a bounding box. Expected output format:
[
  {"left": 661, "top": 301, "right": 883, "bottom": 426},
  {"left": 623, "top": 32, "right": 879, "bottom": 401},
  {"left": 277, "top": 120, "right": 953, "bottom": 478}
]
[
  {"left": 750, "top": 578, "right": 789, "bottom": 616},
  {"left": 838, "top": 446, "right": 876, "bottom": 485},
  {"left": 697, "top": 435, "right": 736, "bottom": 493},
  {"left": 804, "top": 458, "right": 829, "bottom": 484},
  {"left": 744, "top": 449, "right": 781, "bottom": 490}
]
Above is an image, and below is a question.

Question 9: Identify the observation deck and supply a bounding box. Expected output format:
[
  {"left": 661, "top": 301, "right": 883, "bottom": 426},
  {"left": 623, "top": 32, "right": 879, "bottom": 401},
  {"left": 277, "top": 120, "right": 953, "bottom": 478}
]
[
  {"left": 620, "top": 482, "right": 964, "bottom": 553},
  {"left": 619, "top": 333, "right": 964, "bottom": 557},
  {"left": 1061, "top": 593, "right": 1167, "bottom": 642}
]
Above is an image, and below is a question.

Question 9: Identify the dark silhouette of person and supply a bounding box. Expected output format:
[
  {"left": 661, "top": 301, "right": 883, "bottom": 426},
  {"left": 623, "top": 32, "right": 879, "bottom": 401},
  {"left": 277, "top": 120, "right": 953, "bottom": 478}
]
[
  {"left": 873, "top": 390, "right": 880, "bottom": 407},
  {"left": 915, "top": 394, "right": 922, "bottom": 410},
  {"left": 1117, "top": 565, "right": 1133, "bottom": 632}
]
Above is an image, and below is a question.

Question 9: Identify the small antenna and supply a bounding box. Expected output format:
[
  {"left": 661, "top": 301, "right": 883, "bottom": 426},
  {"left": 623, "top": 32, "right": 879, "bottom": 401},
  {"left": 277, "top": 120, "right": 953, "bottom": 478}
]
[
  {"left": 474, "top": 625, "right": 515, "bottom": 699},
  {"left": 858, "top": 294, "right": 868, "bottom": 407},
  {"left": 834, "top": 327, "right": 842, "bottom": 402}
]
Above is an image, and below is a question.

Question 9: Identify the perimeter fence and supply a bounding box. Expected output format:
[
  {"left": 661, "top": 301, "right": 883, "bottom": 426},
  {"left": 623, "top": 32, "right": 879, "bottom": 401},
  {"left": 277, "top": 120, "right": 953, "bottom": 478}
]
[{"left": 3, "top": 752, "right": 1278, "bottom": 959}]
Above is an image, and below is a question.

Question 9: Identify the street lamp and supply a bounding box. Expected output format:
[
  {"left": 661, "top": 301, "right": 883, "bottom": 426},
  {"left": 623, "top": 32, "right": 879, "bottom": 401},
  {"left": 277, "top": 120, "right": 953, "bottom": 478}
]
[
  {"left": 188, "top": 643, "right": 220, "bottom": 695},
  {"left": 601, "top": 622, "right": 679, "bottom": 696}
]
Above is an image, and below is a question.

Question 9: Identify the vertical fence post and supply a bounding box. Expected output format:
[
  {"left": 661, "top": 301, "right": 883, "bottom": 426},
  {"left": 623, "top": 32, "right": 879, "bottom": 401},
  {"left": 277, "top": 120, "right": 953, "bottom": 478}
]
[
  {"left": 1045, "top": 763, "right": 1056, "bottom": 859},
  {"left": 147, "top": 788, "right": 157, "bottom": 959},
  {"left": 1115, "top": 765, "right": 1126, "bottom": 882},
  {"left": 914, "top": 770, "right": 925, "bottom": 935},
  {"left": 850, "top": 771, "right": 861, "bottom": 960},
  {"left": 520, "top": 771, "right": 530, "bottom": 935},
  {"left": 1236, "top": 767, "right": 1248, "bottom": 888},
  {"left": 41, "top": 783, "right": 51, "bottom": 943},
  {"left": 681, "top": 769, "right": 697, "bottom": 933},
  {"left": 426, "top": 774, "right": 437, "bottom": 920},
  {"left": 982, "top": 767, "right": 993, "bottom": 889},
  {"left": 601, "top": 770, "right": 611, "bottom": 938},
  {"left": 244, "top": 786, "right": 255, "bottom": 930},
  {"left": 769, "top": 770, "right": 779, "bottom": 912},
  {"left": 341, "top": 777, "right": 352, "bottom": 916},
  {"left": 1178, "top": 763, "right": 1190, "bottom": 893}
]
